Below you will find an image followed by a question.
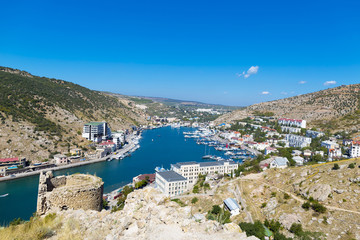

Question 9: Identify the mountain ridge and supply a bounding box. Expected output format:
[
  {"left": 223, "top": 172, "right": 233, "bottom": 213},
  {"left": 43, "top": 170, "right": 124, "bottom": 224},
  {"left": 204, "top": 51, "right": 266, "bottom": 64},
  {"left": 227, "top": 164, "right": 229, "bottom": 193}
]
[{"left": 215, "top": 84, "right": 360, "bottom": 132}]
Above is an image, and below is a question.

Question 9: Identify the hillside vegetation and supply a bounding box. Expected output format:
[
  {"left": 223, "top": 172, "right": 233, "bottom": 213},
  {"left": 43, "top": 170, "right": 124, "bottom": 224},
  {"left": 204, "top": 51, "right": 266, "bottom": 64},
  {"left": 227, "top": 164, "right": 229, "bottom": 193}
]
[
  {"left": 0, "top": 67, "right": 146, "bottom": 161},
  {"left": 215, "top": 84, "right": 360, "bottom": 132}
]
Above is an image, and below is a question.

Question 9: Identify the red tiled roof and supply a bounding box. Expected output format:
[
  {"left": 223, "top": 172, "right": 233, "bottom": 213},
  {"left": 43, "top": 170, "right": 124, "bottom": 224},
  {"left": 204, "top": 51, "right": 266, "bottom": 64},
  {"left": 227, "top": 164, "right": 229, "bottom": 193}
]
[{"left": 0, "top": 157, "right": 19, "bottom": 163}]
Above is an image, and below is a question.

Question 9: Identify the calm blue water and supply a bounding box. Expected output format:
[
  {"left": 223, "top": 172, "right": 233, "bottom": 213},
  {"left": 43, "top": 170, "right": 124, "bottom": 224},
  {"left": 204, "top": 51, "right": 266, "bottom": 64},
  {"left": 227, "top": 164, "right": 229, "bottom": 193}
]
[{"left": 0, "top": 126, "right": 230, "bottom": 225}]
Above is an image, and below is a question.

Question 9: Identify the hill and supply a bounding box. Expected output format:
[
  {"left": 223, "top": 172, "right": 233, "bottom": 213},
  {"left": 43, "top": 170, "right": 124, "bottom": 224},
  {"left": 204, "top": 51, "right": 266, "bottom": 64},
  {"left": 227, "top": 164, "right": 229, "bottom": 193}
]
[
  {"left": 0, "top": 67, "right": 146, "bottom": 161},
  {"left": 215, "top": 84, "right": 360, "bottom": 132},
  {"left": 105, "top": 93, "right": 241, "bottom": 122}
]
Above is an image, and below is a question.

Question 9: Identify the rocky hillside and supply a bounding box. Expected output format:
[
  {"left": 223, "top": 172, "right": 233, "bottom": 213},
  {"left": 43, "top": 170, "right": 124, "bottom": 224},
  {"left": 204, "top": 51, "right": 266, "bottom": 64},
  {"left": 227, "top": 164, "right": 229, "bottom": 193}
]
[
  {"left": 215, "top": 84, "right": 360, "bottom": 131},
  {"left": 0, "top": 187, "right": 258, "bottom": 240},
  {"left": 0, "top": 67, "right": 147, "bottom": 161}
]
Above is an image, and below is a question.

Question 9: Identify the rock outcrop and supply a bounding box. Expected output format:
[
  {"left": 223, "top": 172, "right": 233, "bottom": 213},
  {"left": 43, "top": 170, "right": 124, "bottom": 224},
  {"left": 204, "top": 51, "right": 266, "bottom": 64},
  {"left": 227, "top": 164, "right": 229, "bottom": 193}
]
[{"left": 54, "top": 187, "right": 258, "bottom": 240}]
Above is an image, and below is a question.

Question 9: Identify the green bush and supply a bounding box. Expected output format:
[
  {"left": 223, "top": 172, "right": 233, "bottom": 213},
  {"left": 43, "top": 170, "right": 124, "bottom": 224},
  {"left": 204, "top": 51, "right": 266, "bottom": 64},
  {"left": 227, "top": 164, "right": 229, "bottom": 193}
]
[
  {"left": 283, "top": 193, "right": 290, "bottom": 200},
  {"left": 192, "top": 185, "right": 199, "bottom": 194},
  {"left": 290, "top": 223, "right": 303, "bottom": 235},
  {"left": 191, "top": 197, "right": 199, "bottom": 204},
  {"left": 211, "top": 205, "right": 221, "bottom": 215},
  {"left": 239, "top": 221, "right": 265, "bottom": 239},
  {"left": 302, "top": 201, "right": 311, "bottom": 210},
  {"left": 348, "top": 163, "right": 355, "bottom": 169},
  {"left": 311, "top": 202, "right": 327, "bottom": 213},
  {"left": 332, "top": 163, "right": 340, "bottom": 170}
]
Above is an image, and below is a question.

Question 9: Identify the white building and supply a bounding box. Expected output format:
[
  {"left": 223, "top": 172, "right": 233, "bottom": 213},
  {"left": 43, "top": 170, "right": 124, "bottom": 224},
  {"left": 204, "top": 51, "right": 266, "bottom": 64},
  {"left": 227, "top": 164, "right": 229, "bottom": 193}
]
[
  {"left": 53, "top": 154, "right": 68, "bottom": 165},
  {"left": 270, "top": 157, "right": 289, "bottom": 169},
  {"left": 82, "top": 122, "right": 111, "bottom": 143},
  {"left": 328, "top": 148, "right": 342, "bottom": 160},
  {"left": 293, "top": 156, "right": 304, "bottom": 166},
  {"left": 350, "top": 141, "right": 360, "bottom": 158},
  {"left": 306, "top": 130, "right": 325, "bottom": 139},
  {"left": 285, "top": 134, "right": 312, "bottom": 148},
  {"left": 171, "top": 161, "right": 238, "bottom": 185},
  {"left": 321, "top": 140, "right": 339, "bottom": 149},
  {"left": 278, "top": 118, "right": 306, "bottom": 128},
  {"left": 281, "top": 126, "right": 301, "bottom": 134},
  {"left": 155, "top": 171, "right": 189, "bottom": 197},
  {"left": 223, "top": 198, "right": 240, "bottom": 216}
]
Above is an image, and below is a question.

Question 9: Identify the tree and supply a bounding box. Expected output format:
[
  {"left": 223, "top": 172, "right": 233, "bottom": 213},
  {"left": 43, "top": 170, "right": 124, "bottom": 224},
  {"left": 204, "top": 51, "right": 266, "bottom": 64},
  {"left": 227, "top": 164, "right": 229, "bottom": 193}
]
[
  {"left": 311, "top": 202, "right": 326, "bottom": 213},
  {"left": 332, "top": 163, "right": 340, "bottom": 170},
  {"left": 239, "top": 221, "right": 265, "bottom": 239},
  {"left": 211, "top": 205, "right": 221, "bottom": 215}
]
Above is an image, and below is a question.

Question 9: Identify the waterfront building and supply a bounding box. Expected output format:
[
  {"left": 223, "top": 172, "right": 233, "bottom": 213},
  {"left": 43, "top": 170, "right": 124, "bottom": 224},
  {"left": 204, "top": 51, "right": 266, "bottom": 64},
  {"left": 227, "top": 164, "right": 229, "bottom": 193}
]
[
  {"left": 133, "top": 173, "right": 155, "bottom": 187},
  {"left": 0, "top": 157, "right": 26, "bottom": 167},
  {"left": 53, "top": 154, "right": 68, "bottom": 165},
  {"left": 306, "top": 130, "right": 325, "bottom": 139},
  {"left": 285, "top": 134, "right": 312, "bottom": 148},
  {"left": 171, "top": 161, "right": 238, "bottom": 185},
  {"left": 278, "top": 118, "right": 306, "bottom": 128},
  {"left": 270, "top": 157, "right": 289, "bottom": 169},
  {"left": 70, "top": 148, "right": 82, "bottom": 156},
  {"left": 350, "top": 141, "right": 360, "bottom": 158},
  {"left": 82, "top": 122, "right": 111, "bottom": 143},
  {"left": 155, "top": 171, "right": 188, "bottom": 197},
  {"left": 223, "top": 198, "right": 240, "bottom": 216},
  {"left": 99, "top": 140, "right": 117, "bottom": 152}
]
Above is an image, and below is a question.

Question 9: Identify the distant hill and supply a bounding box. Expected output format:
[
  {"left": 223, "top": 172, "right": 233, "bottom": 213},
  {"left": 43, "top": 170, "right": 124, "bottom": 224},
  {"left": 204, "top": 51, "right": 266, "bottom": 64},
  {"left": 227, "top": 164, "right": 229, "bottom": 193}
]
[
  {"left": 215, "top": 84, "right": 360, "bottom": 132},
  {"left": 105, "top": 93, "right": 242, "bottom": 121},
  {"left": 0, "top": 67, "right": 146, "bottom": 161}
]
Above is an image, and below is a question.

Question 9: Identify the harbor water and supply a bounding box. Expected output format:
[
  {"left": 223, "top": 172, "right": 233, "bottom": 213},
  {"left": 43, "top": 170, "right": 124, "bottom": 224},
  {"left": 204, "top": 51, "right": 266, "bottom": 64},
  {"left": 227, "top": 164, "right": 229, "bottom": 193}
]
[{"left": 0, "top": 126, "right": 235, "bottom": 225}]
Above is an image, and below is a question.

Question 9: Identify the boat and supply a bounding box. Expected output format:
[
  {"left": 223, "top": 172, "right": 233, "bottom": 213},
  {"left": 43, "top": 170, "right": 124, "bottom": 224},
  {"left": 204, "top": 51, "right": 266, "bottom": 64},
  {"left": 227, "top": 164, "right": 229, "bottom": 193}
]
[
  {"left": 155, "top": 166, "right": 166, "bottom": 172},
  {"left": 0, "top": 193, "right": 9, "bottom": 198},
  {"left": 202, "top": 155, "right": 212, "bottom": 159}
]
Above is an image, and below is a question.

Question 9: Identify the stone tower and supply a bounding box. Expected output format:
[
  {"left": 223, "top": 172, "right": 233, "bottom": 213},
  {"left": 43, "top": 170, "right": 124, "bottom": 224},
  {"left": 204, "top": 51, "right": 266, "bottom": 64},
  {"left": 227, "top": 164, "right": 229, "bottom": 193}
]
[{"left": 37, "top": 171, "right": 104, "bottom": 215}]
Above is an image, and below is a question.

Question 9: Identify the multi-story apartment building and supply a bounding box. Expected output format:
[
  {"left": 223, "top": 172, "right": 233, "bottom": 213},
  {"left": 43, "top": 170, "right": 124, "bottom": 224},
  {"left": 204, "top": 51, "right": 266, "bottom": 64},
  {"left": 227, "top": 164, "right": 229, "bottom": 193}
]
[
  {"left": 82, "top": 122, "right": 111, "bottom": 143},
  {"left": 278, "top": 118, "right": 306, "bottom": 128},
  {"left": 171, "top": 161, "right": 238, "bottom": 185},
  {"left": 281, "top": 126, "right": 301, "bottom": 134},
  {"left": 155, "top": 171, "right": 189, "bottom": 197},
  {"left": 285, "top": 134, "right": 312, "bottom": 148},
  {"left": 350, "top": 141, "right": 360, "bottom": 158}
]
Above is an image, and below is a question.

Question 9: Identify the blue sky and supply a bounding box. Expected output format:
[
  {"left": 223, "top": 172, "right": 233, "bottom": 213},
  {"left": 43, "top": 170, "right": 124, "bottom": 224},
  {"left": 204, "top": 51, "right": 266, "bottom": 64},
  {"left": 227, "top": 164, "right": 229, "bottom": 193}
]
[{"left": 0, "top": 0, "right": 359, "bottom": 106}]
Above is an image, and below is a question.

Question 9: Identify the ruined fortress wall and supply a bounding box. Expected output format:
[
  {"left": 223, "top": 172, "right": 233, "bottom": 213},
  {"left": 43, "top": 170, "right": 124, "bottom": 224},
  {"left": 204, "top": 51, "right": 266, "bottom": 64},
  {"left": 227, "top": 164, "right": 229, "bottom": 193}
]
[{"left": 37, "top": 171, "right": 104, "bottom": 215}]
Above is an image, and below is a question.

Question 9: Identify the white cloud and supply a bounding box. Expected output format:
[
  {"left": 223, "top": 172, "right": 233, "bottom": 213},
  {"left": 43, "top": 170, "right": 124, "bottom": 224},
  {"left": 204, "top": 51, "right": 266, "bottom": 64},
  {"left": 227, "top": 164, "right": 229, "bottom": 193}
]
[
  {"left": 261, "top": 91, "right": 270, "bottom": 95},
  {"left": 237, "top": 66, "right": 259, "bottom": 79},
  {"left": 324, "top": 80, "right": 336, "bottom": 86},
  {"left": 299, "top": 81, "right": 307, "bottom": 84},
  {"left": 281, "top": 91, "right": 288, "bottom": 95}
]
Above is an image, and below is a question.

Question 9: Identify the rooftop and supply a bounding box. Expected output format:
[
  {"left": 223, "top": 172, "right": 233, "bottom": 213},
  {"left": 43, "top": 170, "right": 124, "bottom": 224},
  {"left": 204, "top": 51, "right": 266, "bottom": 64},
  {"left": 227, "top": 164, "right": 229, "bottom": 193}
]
[
  {"left": 223, "top": 198, "right": 240, "bottom": 211},
  {"left": 0, "top": 157, "right": 19, "bottom": 163},
  {"left": 156, "top": 171, "right": 187, "bottom": 182},
  {"left": 84, "top": 122, "right": 105, "bottom": 126}
]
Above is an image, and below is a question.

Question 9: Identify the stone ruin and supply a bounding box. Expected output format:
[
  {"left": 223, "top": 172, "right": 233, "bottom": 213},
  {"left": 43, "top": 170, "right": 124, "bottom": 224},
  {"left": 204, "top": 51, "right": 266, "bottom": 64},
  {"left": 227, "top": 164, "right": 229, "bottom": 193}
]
[{"left": 37, "top": 171, "right": 104, "bottom": 215}]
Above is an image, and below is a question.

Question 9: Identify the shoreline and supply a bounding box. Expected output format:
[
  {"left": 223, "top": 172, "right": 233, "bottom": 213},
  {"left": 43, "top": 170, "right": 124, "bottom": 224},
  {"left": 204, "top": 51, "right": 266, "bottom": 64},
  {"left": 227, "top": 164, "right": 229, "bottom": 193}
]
[{"left": 0, "top": 133, "right": 141, "bottom": 183}]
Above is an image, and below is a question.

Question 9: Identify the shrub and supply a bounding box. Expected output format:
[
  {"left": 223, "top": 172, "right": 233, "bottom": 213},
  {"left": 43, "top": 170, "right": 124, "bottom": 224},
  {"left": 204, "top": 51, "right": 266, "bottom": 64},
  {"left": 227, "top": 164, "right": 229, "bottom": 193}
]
[
  {"left": 211, "top": 205, "right": 221, "bottom": 215},
  {"left": 311, "top": 202, "right": 326, "bottom": 213},
  {"left": 271, "top": 192, "right": 277, "bottom": 197},
  {"left": 290, "top": 223, "right": 303, "bottom": 236},
  {"left": 332, "top": 163, "right": 340, "bottom": 170},
  {"left": 283, "top": 193, "right": 290, "bottom": 200},
  {"left": 171, "top": 199, "right": 186, "bottom": 207},
  {"left": 264, "top": 219, "right": 281, "bottom": 233},
  {"left": 302, "top": 201, "right": 311, "bottom": 210},
  {"left": 348, "top": 163, "right": 355, "bottom": 169},
  {"left": 192, "top": 185, "right": 199, "bottom": 194},
  {"left": 191, "top": 197, "right": 199, "bottom": 204},
  {"left": 261, "top": 203, "right": 267, "bottom": 208}
]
